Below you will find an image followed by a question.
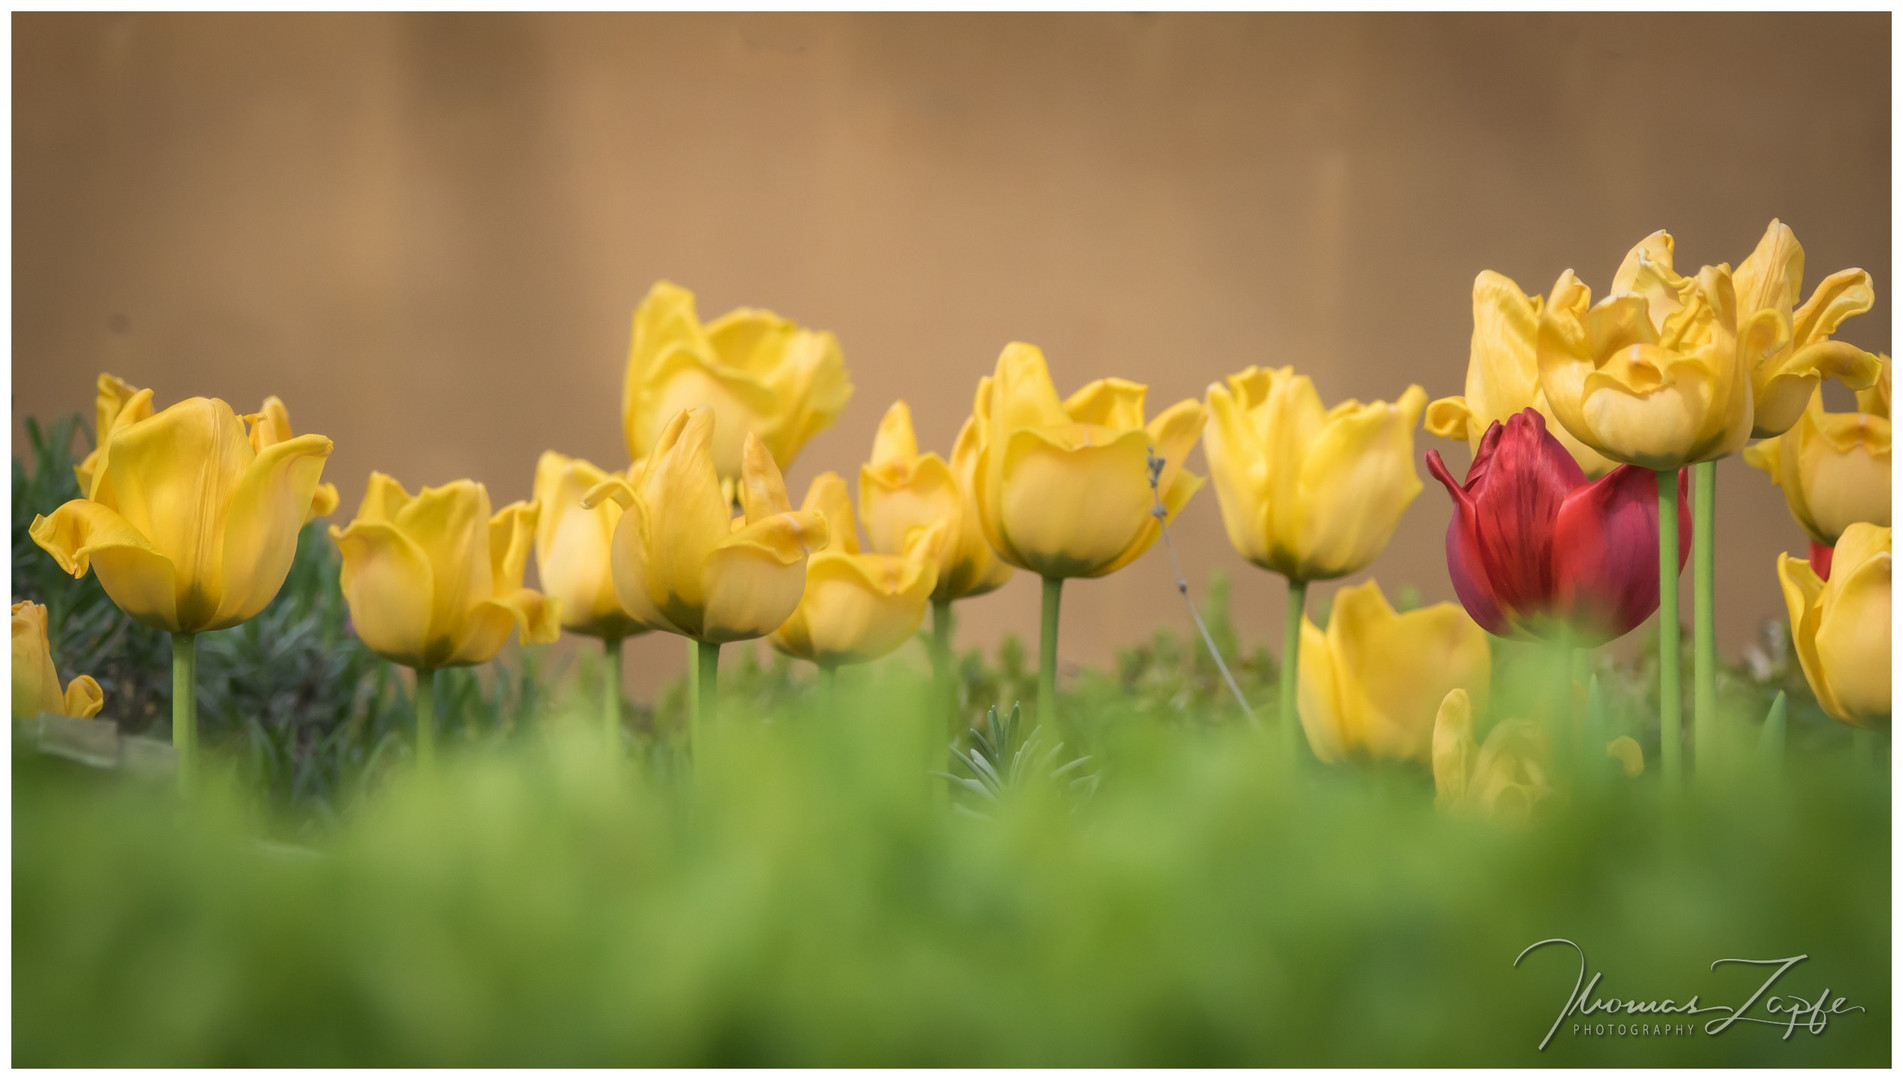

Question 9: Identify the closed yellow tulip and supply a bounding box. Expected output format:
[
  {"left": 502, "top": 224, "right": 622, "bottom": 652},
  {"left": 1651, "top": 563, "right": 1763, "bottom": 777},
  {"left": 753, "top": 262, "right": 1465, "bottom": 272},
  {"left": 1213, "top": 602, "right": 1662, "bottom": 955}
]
[
  {"left": 1205, "top": 366, "right": 1428, "bottom": 582},
  {"left": 1744, "top": 358, "right": 1891, "bottom": 547},
  {"left": 532, "top": 451, "right": 648, "bottom": 641},
  {"left": 584, "top": 407, "right": 829, "bottom": 644},
  {"left": 330, "top": 474, "right": 560, "bottom": 669},
  {"left": 11, "top": 600, "right": 103, "bottom": 720},
  {"left": 770, "top": 472, "right": 940, "bottom": 668},
  {"left": 1298, "top": 580, "right": 1491, "bottom": 764},
  {"left": 1431, "top": 689, "right": 1548, "bottom": 821},
  {"left": 970, "top": 342, "right": 1206, "bottom": 580},
  {"left": 1778, "top": 522, "right": 1891, "bottom": 727},
  {"left": 1537, "top": 231, "right": 1758, "bottom": 469},
  {"left": 623, "top": 280, "right": 852, "bottom": 482},
  {"left": 30, "top": 396, "right": 335, "bottom": 634},
  {"left": 1732, "top": 220, "right": 1883, "bottom": 437},
  {"left": 75, "top": 373, "right": 338, "bottom": 521},
  {"left": 859, "top": 400, "right": 1013, "bottom": 604},
  {"left": 1426, "top": 271, "right": 1616, "bottom": 477}
]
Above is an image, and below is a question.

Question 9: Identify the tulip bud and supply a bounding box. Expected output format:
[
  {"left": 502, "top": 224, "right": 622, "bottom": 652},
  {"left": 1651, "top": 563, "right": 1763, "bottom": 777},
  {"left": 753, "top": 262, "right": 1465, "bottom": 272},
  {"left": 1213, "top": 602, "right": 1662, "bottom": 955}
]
[
  {"left": 532, "top": 451, "right": 649, "bottom": 641},
  {"left": 11, "top": 601, "right": 103, "bottom": 720},
  {"left": 859, "top": 400, "right": 1012, "bottom": 603},
  {"left": 1744, "top": 356, "right": 1890, "bottom": 549}
]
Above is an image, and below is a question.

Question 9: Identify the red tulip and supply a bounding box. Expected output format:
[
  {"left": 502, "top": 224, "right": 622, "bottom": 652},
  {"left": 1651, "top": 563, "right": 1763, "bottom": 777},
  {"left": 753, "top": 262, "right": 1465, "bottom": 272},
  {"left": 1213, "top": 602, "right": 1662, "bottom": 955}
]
[{"left": 1425, "top": 408, "right": 1690, "bottom": 646}]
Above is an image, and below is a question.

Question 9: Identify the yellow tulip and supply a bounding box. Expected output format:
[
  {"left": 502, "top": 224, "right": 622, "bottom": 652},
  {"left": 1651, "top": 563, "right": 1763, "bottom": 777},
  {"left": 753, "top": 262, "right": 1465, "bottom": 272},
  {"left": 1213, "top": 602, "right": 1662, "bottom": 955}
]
[
  {"left": 1743, "top": 358, "right": 1891, "bottom": 546},
  {"left": 584, "top": 407, "right": 828, "bottom": 644},
  {"left": 75, "top": 373, "right": 338, "bottom": 522},
  {"left": 1778, "top": 522, "right": 1891, "bottom": 727},
  {"left": 858, "top": 400, "right": 1013, "bottom": 603},
  {"left": 532, "top": 451, "right": 648, "bottom": 641},
  {"left": 30, "top": 396, "right": 334, "bottom": 634},
  {"left": 330, "top": 474, "right": 560, "bottom": 669},
  {"left": 1205, "top": 366, "right": 1428, "bottom": 582},
  {"left": 1431, "top": 689, "right": 1549, "bottom": 821},
  {"left": 623, "top": 280, "right": 852, "bottom": 482},
  {"left": 1732, "top": 220, "right": 1883, "bottom": 437},
  {"left": 11, "top": 600, "right": 103, "bottom": 720},
  {"left": 1426, "top": 271, "right": 1617, "bottom": 477},
  {"left": 1298, "top": 580, "right": 1491, "bottom": 764},
  {"left": 1536, "top": 231, "right": 1758, "bottom": 469},
  {"left": 770, "top": 472, "right": 940, "bottom": 668},
  {"left": 970, "top": 342, "right": 1206, "bottom": 580}
]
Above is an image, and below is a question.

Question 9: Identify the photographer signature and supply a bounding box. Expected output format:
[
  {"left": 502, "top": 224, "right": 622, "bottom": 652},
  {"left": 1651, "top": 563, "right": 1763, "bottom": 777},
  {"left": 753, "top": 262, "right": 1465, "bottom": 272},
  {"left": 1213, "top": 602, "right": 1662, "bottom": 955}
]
[{"left": 1514, "top": 938, "right": 1866, "bottom": 1051}]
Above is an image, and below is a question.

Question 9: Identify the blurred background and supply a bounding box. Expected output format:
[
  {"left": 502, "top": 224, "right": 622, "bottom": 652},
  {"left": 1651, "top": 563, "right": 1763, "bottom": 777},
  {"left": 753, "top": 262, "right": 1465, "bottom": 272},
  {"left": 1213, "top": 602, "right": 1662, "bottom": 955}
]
[{"left": 13, "top": 12, "right": 1890, "bottom": 696}]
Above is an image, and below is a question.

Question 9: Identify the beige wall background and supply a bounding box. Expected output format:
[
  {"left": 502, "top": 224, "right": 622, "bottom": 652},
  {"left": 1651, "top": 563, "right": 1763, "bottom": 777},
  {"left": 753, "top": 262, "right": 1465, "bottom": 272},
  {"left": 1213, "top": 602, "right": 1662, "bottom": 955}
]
[{"left": 13, "top": 12, "right": 1891, "bottom": 696}]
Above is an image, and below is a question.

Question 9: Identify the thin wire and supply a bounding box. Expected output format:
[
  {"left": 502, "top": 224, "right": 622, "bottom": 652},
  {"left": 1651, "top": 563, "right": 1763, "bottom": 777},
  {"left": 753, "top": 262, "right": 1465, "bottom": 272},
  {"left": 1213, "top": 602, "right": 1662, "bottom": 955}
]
[{"left": 1146, "top": 450, "right": 1259, "bottom": 727}]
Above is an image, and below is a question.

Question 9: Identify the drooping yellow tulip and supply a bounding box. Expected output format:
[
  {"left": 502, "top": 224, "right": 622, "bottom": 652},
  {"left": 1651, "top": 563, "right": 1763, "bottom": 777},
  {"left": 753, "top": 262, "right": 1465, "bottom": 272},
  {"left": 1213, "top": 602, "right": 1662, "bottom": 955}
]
[
  {"left": 11, "top": 600, "right": 103, "bottom": 720},
  {"left": 1426, "top": 271, "right": 1616, "bottom": 477},
  {"left": 971, "top": 342, "right": 1206, "bottom": 581},
  {"left": 859, "top": 400, "right": 1012, "bottom": 604},
  {"left": 1732, "top": 220, "right": 1883, "bottom": 437},
  {"left": 1778, "top": 522, "right": 1891, "bottom": 727},
  {"left": 1431, "top": 689, "right": 1548, "bottom": 821},
  {"left": 584, "top": 407, "right": 828, "bottom": 645},
  {"left": 1298, "top": 580, "right": 1491, "bottom": 765},
  {"left": 532, "top": 451, "right": 648, "bottom": 641},
  {"left": 622, "top": 280, "right": 853, "bottom": 482},
  {"left": 770, "top": 472, "right": 940, "bottom": 669},
  {"left": 31, "top": 396, "right": 335, "bottom": 635},
  {"left": 1205, "top": 366, "right": 1429, "bottom": 582},
  {"left": 1536, "top": 231, "right": 1758, "bottom": 469},
  {"left": 330, "top": 474, "right": 560, "bottom": 670},
  {"left": 1744, "top": 358, "right": 1891, "bottom": 547},
  {"left": 74, "top": 373, "right": 338, "bottom": 522}
]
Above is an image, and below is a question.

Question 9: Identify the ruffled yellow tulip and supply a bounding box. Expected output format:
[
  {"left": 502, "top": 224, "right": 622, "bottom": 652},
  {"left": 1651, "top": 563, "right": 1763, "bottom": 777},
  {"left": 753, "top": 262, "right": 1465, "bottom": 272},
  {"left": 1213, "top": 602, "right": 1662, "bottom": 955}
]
[
  {"left": 1205, "top": 366, "right": 1428, "bottom": 582},
  {"left": 584, "top": 407, "right": 828, "bottom": 645},
  {"left": 75, "top": 373, "right": 338, "bottom": 522},
  {"left": 623, "top": 280, "right": 852, "bottom": 482},
  {"left": 771, "top": 472, "right": 940, "bottom": 669},
  {"left": 1298, "top": 580, "right": 1491, "bottom": 765},
  {"left": 31, "top": 397, "right": 335, "bottom": 635},
  {"left": 1744, "top": 359, "right": 1891, "bottom": 548},
  {"left": 1778, "top": 522, "right": 1891, "bottom": 727},
  {"left": 859, "top": 400, "right": 1012, "bottom": 604},
  {"left": 11, "top": 600, "right": 103, "bottom": 720},
  {"left": 1426, "top": 272, "right": 1616, "bottom": 477},
  {"left": 1732, "top": 220, "right": 1883, "bottom": 437},
  {"left": 330, "top": 474, "right": 560, "bottom": 670},
  {"left": 1537, "top": 231, "right": 1757, "bottom": 469},
  {"left": 532, "top": 451, "right": 648, "bottom": 641}
]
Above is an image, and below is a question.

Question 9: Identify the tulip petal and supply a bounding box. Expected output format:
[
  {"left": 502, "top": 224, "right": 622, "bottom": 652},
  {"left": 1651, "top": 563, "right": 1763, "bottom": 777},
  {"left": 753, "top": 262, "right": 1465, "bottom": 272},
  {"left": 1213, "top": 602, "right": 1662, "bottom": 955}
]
[
  {"left": 640, "top": 348, "right": 782, "bottom": 481},
  {"left": 30, "top": 501, "right": 182, "bottom": 633},
  {"left": 1296, "top": 615, "right": 1347, "bottom": 765},
  {"left": 207, "top": 432, "right": 334, "bottom": 630},
  {"left": 640, "top": 409, "right": 736, "bottom": 620},
  {"left": 701, "top": 511, "right": 826, "bottom": 643},
  {"left": 605, "top": 494, "right": 685, "bottom": 637},
  {"left": 1733, "top": 220, "right": 1804, "bottom": 317},
  {"left": 1146, "top": 398, "right": 1208, "bottom": 504},
  {"left": 61, "top": 675, "right": 104, "bottom": 720},
  {"left": 1424, "top": 395, "right": 1474, "bottom": 443},
  {"left": 738, "top": 432, "right": 797, "bottom": 524},
  {"left": 1792, "top": 268, "right": 1877, "bottom": 353},
  {"left": 801, "top": 472, "right": 860, "bottom": 555},
  {"left": 1292, "top": 387, "right": 1426, "bottom": 580},
  {"left": 624, "top": 281, "right": 714, "bottom": 458},
  {"left": 1812, "top": 541, "right": 1891, "bottom": 725},
  {"left": 1064, "top": 378, "right": 1148, "bottom": 430},
  {"left": 869, "top": 400, "right": 920, "bottom": 466},
  {"left": 1609, "top": 230, "right": 1676, "bottom": 295},
  {"left": 392, "top": 481, "right": 498, "bottom": 652},
  {"left": 1426, "top": 448, "right": 1510, "bottom": 637},
  {"left": 1777, "top": 553, "right": 1842, "bottom": 720},
  {"left": 705, "top": 307, "right": 797, "bottom": 376},
  {"left": 1203, "top": 379, "right": 1274, "bottom": 568},
  {"left": 1552, "top": 464, "right": 1684, "bottom": 645},
  {"left": 331, "top": 519, "right": 435, "bottom": 668},
  {"left": 444, "top": 588, "right": 561, "bottom": 667},
  {"left": 772, "top": 550, "right": 934, "bottom": 666},
  {"left": 758, "top": 329, "right": 853, "bottom": 468},
  {"left": 489, "top": 499, "right": 538, "bottom": 593},
  {"left": 997, "top": 425, "right": 1156, "bottom": 579},
  {"left": 356, "top": 471, "right": 414, "bottom": 523},
  {"left": 1327, "top": 583, "right": 1491, "bottom": 763},
  {"left": 1431, "top": 688, "right": 1476, "bottom": 809}
]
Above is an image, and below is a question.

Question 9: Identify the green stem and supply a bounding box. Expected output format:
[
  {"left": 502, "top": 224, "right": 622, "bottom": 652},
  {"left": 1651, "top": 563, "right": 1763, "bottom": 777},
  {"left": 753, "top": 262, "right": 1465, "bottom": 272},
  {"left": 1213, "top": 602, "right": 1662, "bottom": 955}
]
[
  {"left": 1039, "top": 577, "right": 1062, "bottom": 727},
  {"left": 1553, "top": 628, "right": 1574, "bottom": 764},
  {"left": 1281, "top": 578, "right": 1308, "bottom": 762},
  {"left": 171, "top": 632, "right": 197, "bottom": 796},
  {"left": 818, "top": 664, "right": 838, "bottom": 713},
  {"left": 415, "top": 666, "right": 437, "bottom": 773},
  {"left": 1692, "top": 459, "right": 1718, "bottom": 776},
  {"left": 603, "top": 636, "right": 624, "bottom": 757},
  {"left": 1657, "top": 470, "right": 1682, "bottom": 788},
  {"left": 693, "top": 639, "right": 720, "bottom": 754},
  {"left": 1853, "top": 727, "right": 1878, "bottom": 769},
  {"left": 931, "top": 598, "right": 956, "bottom": 738}
]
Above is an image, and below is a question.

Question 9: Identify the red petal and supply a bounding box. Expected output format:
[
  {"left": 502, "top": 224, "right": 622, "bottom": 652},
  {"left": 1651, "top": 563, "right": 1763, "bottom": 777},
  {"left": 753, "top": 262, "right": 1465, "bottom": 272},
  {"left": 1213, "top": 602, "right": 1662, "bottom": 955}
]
[
  {"left": 1809, "top": 539, "right": 1834, "bottom": 581},
  {"left": 1551, "top": 464, "right": 1685, "bottom": 645},
  {"left": 1460, "top": 410, "right": 1584, "bottom": 634},
  {"left": 1427, "top": 448, "right": 1508, "bottom": 635}
]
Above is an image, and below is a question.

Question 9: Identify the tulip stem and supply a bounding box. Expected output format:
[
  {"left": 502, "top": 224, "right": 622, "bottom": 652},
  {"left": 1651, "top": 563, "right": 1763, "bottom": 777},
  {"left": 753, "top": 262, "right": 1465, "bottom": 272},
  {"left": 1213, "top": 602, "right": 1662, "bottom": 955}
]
[
  {"left": 1852, "top": 728, "right": 1879, "bottom": 770},
  {"left": 604, "top": 636, "right": 624, "bottom": 757},
  {"left": 931, "top": 598, "right": 957, "bottom": 738},
  {"left": 414, "top": 666, "right": 436, "bottom": 773},
  {"left": 818, "top": 665, "right": 839, "bottom": 713},
  {"left": 693, "top": 639, "right": 720, "bottom": 752},
  {"left": 170, "top": 632, "right": 197, "bottom": 796},
  {"left": 1281, "top": 578, "right": 1308, "bottom": 763},
  {"left": 1656, "top": 470, "right": 1682, "bottom": 787},
  {"left": 1039, "top": 576, "right": 1063, "bottom": 727},
  {"left": 1692, "top": 459, "right": 1718, "bottom": 776}
]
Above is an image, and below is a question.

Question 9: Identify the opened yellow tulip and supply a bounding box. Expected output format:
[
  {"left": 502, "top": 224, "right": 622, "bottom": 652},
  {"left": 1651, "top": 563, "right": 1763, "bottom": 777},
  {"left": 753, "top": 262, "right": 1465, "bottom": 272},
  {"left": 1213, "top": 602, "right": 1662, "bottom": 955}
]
[
  {"left": 1206, "top": 366, "right": 1428, "bottom": 582},
  {"left": 11, "top": 600, "right": 103, "bottom": 720},
  {"left": 1744, "top": 357, "right": 1891, "bottom": 547},
  {"left": 971, "top": 342, "right": 1206, "bottom": 580},
  {"left": 1732, "top": 220, "right": 1883, "bottom": 437},
  {"left": 1778, "top": 522, "right": 1891, "bottom": 727},
  {"left": 623, "top": 280, "right": 852, "bottom": 482},
  {"left": 330, "top": 474, "right": 560, "bottom": 670},
  {"left": 75, "top": 373, "right": 338, "bottom": 522},
  {"left": 30, "top": 396, "right": 335, "bottom": 635},
  {"left": 1426, "top": 272, "right": 1616, "bottom": 477},
  {"left": 770, "top": 472, "right": 940, "bottom": 668},
  {"left": 1298, "top": 580, "right": 1491, "bottom": 765},
  {"left": 584, "top": 407, "right": 828, "bottom": 645},
  {"left": 532, "top": 451, "right": 648, "bottom": 641},
  {"left": 859, "top": 400, "right": 1012, "bottom": 604},
  {"left": 1537, "top": 231, "right": 1758, "bottom": 469}
]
